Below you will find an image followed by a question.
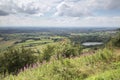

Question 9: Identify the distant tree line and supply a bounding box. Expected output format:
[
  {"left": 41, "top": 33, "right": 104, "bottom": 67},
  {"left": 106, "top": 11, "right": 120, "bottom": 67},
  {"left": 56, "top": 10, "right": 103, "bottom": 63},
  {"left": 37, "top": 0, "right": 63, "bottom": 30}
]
[
  {"left": 69, "top": 35, "right": 110, "bottom": 44},
  {"left": 14, "top": 38, "right": 41, "bottom": 44}
]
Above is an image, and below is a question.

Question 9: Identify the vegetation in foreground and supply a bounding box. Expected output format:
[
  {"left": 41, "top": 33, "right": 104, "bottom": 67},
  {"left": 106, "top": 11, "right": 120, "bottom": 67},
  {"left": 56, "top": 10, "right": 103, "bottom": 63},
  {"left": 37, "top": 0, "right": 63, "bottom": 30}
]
[
  {"left": 3, "top": 48, "right": 120, "bottom": 80},
  {"left": 0, "top": 28, "right": 119, "bottom": 80}
]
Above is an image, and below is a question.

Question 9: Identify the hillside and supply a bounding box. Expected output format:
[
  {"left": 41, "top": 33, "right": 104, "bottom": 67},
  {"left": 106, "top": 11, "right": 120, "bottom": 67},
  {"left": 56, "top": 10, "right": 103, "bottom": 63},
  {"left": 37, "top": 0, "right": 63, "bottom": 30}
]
[
  {"left": 3, "top": 48, "right": 120, "bottom": 80},
  {"left": 0, "top": 28, "right": 119, "bottom": 80},
  {"left": 0, "top": 0, "right": 120, "bottom": 79}
]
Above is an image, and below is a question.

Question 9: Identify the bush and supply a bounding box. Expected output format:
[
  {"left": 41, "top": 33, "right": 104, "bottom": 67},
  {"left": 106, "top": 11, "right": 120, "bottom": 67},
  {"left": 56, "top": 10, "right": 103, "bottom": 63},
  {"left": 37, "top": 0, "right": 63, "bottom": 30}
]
[
  {"left": 41, "top": 45, "right": 55, "bottom": 61},
  {"left": 84, "top": 48, "right": 113, "bottom": 65},
  {"left": 0, "top": 47, "right": 37, "bottom": 75},
  {"left": 60, "top": 44, "right": 82, "bottom": 58},
  {"left": 39, "top": 43, "right": 83, "bottom": 62},
  {"left": 111, "top": 31, "right": 120, "bottom": 47}
]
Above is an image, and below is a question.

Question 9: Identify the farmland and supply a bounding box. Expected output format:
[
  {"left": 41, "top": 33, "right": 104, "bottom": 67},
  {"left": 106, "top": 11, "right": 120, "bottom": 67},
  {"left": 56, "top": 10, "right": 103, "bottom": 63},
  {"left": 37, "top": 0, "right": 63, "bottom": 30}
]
[{"left": 0, "top": 27, "right": 116, "bottom": 50}]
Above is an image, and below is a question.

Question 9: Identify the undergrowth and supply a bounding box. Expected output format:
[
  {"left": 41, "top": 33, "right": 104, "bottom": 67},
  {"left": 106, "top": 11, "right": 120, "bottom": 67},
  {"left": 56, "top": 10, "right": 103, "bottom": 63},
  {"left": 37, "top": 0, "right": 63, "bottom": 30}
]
[{"left": 3, "top": 48, "right": 120, "bottom": 80}]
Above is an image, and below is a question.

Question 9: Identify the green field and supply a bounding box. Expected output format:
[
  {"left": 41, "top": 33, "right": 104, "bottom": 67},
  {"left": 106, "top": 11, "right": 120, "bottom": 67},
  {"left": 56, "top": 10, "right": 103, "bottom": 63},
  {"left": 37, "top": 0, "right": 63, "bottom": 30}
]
[{"left": 0, "top": 32, "right": 66, "bottom": 51}]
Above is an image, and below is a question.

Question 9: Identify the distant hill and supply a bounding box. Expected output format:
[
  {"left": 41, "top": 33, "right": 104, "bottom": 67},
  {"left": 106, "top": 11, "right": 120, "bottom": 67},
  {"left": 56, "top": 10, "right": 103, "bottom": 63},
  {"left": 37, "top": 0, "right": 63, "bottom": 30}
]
[{"left": 0, "top": 27, "right": 118, "bottom": 34}]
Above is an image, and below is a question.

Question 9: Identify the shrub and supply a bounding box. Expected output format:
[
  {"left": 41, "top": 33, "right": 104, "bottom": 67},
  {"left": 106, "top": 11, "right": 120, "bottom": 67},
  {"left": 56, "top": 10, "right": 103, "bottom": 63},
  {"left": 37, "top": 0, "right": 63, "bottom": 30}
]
[
  {"left": 111, "top": 31, "right": 120, "bottom": 47},
  {"left": 42, "top": 45, "right": 55, "bottom": 61},
  {"left": 0, "top": 47, "right": 37, "bottom": 75},
  {"left": 84, "top": 48, "right": 113, "bottom": 65},
  {"left": 60, "top": 44, "right": 82, "bottom": 58},
  {"left": 39, "top": 43, "right": 83, "bottom": 62}
]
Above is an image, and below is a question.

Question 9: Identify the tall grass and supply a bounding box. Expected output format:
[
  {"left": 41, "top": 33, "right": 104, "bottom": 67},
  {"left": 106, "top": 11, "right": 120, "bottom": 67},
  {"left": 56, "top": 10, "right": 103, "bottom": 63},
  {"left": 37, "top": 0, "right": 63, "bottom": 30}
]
[
  {"left": 86, "top": 68, "right": 120, "bottom": 80},
  {"left": 4, "top": 48, "right": 119, "bottom": 80}
]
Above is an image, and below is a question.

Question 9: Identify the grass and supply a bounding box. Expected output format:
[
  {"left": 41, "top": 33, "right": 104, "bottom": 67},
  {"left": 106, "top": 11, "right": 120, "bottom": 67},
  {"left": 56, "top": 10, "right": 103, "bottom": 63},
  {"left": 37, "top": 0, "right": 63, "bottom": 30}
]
[
  {"left": 0, "top": 37, "right": 3, "bottom": 40},
  {"left": 3, "top": 48, "right": 120, "bottom": 80},
  {"left": 0, "top": 33, "right": 64, "bottom": 51},
  {"left": 16, "top": 39, "right": 53, "bottom": 46},
  {"left": 86, "top": 68, "right": 120, "bottom": 80},
  {"left": 0, "top": 40, "right": 17, "bottom": 51}
]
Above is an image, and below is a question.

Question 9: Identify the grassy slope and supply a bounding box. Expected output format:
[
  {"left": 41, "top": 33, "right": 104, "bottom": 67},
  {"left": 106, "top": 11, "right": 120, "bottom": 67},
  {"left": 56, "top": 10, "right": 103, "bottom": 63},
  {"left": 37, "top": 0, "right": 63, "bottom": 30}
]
[
  {"left": 86, "top": 48, "right": 120, "bottom": 80},
  {"left": 3, "top": 48, "right": 120, "bottom": 80}
]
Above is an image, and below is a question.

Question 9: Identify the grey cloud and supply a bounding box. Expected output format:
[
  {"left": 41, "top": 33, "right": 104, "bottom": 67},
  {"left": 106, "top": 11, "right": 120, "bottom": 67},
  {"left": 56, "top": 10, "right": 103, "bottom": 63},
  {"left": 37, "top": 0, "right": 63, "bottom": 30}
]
[
  {"left": 0, "top": 0, "right": 51, "bottom": 16},
  {"left": 0, "top": 10, "right": 9, "bottom": 16},
  {"left": 16, "top": 5, "right": 40, "bottom": 15},
  {"left": 64, "top": 0, "right": 80, "bottom": 2},
  {"left": 55, "top": 1, "right": 91, "bottom": 17},
  {"left": 106, "top": 0, "right": 120, "bottom": 10},
  {"left": 55, "top": 0, "right": 120, "bottom": 17},
  {"left": 0, "top": 0, "right": 120, "bottom": 17}
]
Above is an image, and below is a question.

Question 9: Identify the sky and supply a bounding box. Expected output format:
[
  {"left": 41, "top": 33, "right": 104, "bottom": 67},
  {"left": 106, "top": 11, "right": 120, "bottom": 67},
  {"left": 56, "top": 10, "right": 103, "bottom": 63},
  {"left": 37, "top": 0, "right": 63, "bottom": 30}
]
[{"left": 0, "top": 0, "right": 120, "bottom": 27}]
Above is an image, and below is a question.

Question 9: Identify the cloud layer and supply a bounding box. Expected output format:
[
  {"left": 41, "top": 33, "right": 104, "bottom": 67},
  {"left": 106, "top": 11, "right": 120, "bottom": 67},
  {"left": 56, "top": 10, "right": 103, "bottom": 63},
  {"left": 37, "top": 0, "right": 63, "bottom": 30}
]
[
  {"left": 0, "top": 0, "right": 120, "bottom": 17},
  {"left": 55, "top": 0, "right": 120, "bottom": 17},
  {"left": 0, "top": 0, "right": 120, "bottom": 27},
  {"left": 0, "top": 0, "right": 60, "bottom": 16}
]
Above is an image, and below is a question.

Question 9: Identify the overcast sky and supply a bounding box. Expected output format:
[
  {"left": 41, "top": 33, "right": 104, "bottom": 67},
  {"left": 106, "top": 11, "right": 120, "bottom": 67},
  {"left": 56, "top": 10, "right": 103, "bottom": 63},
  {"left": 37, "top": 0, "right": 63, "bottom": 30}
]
[{"left": 0, "top": 0, "right": 120, "bottom": 27}]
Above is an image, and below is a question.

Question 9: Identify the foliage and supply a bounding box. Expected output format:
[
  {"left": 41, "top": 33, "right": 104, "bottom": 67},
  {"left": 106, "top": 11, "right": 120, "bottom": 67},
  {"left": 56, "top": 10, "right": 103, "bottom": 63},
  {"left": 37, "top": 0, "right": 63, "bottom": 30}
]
[
  {"left": 41, "top": 45, "right": 55, "bottom": 61},
  {"left": 0, "top": 47, "right": 37, "bottom": 75},
  {"left": 59, "top": 44, "right": 82, "bottom": 58},
  {"left": 4, "top": 48, "right": 120, "bottom": 80},
  {"left": 69, "top": 33, "right": 111, "bottom": 44},
  {"left": 111, "top": 31, "right": 120, "bottom": 47},
  {"left": 0, "top": 28, "right": 119, "bottom": 80},
  {"left": 86, "top": 68, "right": 120, "bottom": 80},
  {"left": 38, "top": 41, "right": 83, "bottom": 62}
]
